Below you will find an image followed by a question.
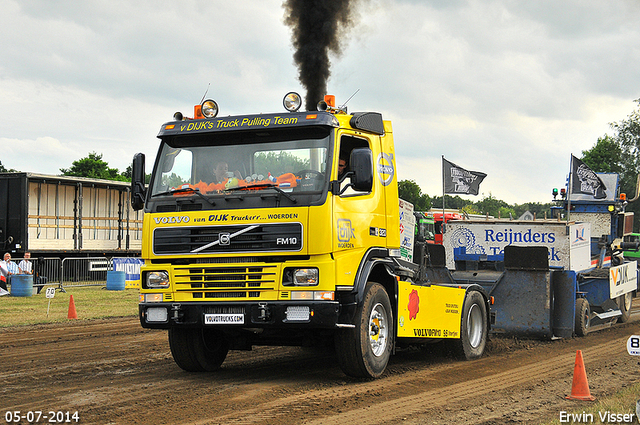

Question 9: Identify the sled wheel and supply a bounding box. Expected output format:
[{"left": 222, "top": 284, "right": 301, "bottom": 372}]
[
  {"left": 335, "top": 282, "right": 393, "bottom": 378},
  {"left": 575, "top": 298, "right": 590, "bottom": 337}
]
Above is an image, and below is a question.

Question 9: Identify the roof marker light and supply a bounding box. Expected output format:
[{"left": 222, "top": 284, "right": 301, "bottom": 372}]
[
  {"left": 201, "top": 99, "right": 219, "bottom": 118},
  {"left": 283, "top": 92, "right": 302, "bottom": 112}
]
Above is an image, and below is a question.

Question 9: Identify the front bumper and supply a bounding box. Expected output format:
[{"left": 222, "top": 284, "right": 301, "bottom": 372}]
[{"left": 139, "top": 300, "right": 341, "bottom": 330}]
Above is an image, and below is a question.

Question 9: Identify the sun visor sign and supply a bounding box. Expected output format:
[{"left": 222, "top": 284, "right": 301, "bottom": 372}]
[
  {"left": 159, "top": 112, "right": 338, "bottom": 136},
  {"left": 377, "top": 153, "right": 395, "bottom": 186}
]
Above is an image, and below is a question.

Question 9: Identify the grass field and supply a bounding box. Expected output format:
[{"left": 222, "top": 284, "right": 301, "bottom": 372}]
[
  {"left": 543, "top": 383, "right": 640, "bottom": 424},
  {"left": 0, "top": 285, "right": 140, "bottom": 327}
]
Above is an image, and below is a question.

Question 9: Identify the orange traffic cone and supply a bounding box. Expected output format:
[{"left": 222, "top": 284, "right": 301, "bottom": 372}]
[
  {"left": 566, "top": 350, "right": 595, "bottom": 401},
  {"left": 67, "top": 294, "right": 78, "bottom": 320}
]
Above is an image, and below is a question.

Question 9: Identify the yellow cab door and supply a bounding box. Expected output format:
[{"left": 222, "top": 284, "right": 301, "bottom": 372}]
[{"left": 332, "top": 129, "right": 390, "bottom": 288}]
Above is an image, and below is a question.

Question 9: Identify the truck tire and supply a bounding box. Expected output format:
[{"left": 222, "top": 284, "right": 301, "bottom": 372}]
[
  {"left": 335, "top": 282, "right": 393, "bottom": 378},
  {"left": 617, "top": 292, "right": 632, "bottom": 323},
  {"left": 450, "top": 291, "right": 487, "bottom": 360},
  {"left": 575, "top": 298, "right": 590, "bottom": 337},
  {"left": 168, "top": 328, "right": 229, "bottom": 372}
]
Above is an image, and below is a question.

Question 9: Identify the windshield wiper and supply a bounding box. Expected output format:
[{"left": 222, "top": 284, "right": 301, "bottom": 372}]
[
  {"left": 152, "top": 187, "right": 216, "bottom": 206},
  {"left": 225, "top": 183, "right": 297, "bottom": 203}
]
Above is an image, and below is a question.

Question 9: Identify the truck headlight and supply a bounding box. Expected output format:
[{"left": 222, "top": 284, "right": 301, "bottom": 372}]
[
  {"left": 283, "top": 267, "right": 318, "bottom": 286},
  {"left": 295, "top": 268, "right": 318, "bottom": 285},
  {"left": 146, "top": 271, "right": 170, "bottom": 288}
]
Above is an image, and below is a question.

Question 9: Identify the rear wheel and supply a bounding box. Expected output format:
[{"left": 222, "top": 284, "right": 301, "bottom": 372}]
[
  {"left": 617, "top": 292, "right": 632, "bottom": 323},
  {"left": 450, "top": 291, "right": 487, "bottom": 359},
  {"left": 335, "top": 282, "right": 393, "bottom": 378},
  {"left": 575, "top": 298, "right": 590, "bottom": 337},
  {"left": 168, "top": 328, "right": 229, "bottom": 372}
]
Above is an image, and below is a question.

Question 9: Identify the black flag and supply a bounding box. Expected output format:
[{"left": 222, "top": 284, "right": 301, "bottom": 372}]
[
  {"left": 443, "top": 158, "right": 486, "bottom": 195},
  {"left": 571, "top": 155, "right": 607, "bottom": 199}
]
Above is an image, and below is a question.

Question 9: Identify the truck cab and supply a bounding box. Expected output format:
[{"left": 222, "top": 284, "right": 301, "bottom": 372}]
[{"left": 132, "top": 93, "right": 489, "bottom": 378}]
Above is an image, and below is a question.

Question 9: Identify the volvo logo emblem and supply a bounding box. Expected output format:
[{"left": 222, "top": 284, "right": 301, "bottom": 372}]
[
  {"left": 191, "top": 225, "right": 259, "bottom": 253},
  {"left": 219, "top": 232, "right": 231, "bottom": 245},
  {"left": 377, "top": 152, "right": 395, "bottom": 186}
]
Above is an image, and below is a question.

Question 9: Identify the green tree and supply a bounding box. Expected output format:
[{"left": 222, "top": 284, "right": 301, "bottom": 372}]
[
  {"left": 123, "top": 165, "right": 151, "bottom": 184},
  {"left": 460, "top": 204, "right": 479, "bottom": 215},
  {"left": 474, "top": 193, "right": 515, "bottom": 218},
  {"left": 122, "top": 165, "right": 132, "bottom": 180},
  {"left": 512, "top": 202, "right": 554, "bottom": 220},
  {"left": 430, "top": 195, "right": 474, "bottom": 211},
  {"left": 608, "top": 100, "right": 640, "bottom": 199},
  {"left": 582, "top": 100, "right": 640, "bottom": 230},
  {"left": 0, "top": 161, "right": 18, "bottom": 173},
  {"left": 398, "top": 179, "right": 431, "bottom": 211},
  {"left": 581, "top": 135, "right": 624, "bottom": 175},
  {"left": 60, "top": 152, "right": 129, "bottom": 181}
]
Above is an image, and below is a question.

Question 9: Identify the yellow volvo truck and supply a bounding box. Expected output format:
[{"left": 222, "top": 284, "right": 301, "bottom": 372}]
[{"left": 131, "top": 93, "right": 491, "bottom": 378}]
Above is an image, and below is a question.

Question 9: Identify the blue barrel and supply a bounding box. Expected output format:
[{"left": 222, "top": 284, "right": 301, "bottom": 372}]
[
  {"left": 11, "top": 274, "right": 34, "bottom": 297},
  {"left": 106, "top": 270, "right": 126, "bottom": 291}
]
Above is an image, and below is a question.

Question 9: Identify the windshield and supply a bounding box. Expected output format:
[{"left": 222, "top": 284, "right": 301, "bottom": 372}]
[{"left": 150, "top": 128, "right": 331, "bottom": 198}]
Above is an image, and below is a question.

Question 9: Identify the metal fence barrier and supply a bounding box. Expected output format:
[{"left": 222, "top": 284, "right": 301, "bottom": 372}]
[
  {"left": 7, "top": 257, "right": 62, "bottom": 292},
  {"left": 8, "top": 256, "right": 115, "bottom": 291},
  {"left": 61, "top": 257, "right": 114, "bottom": 289},
  {"left": 36, "top": 257, "right": 63, "bottom": 289}
]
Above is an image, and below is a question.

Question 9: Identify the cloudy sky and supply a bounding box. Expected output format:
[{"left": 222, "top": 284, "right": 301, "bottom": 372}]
[{"left": 1, "top": 0, "right": 639, "bottom": 204}]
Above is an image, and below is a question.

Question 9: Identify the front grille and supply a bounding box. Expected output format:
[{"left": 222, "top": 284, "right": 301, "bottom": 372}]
[
  {"left": 174, "top": 264, "right": 277, "bottom": 300},
  {"left": 203, "top": 306, "right": 245, "bottom": 314},
  {"left": 153, "top": 223, "right": 303, "bottom": 255},
  {"left": 184, "top": 266, "right": 274, "bottom": 288}
]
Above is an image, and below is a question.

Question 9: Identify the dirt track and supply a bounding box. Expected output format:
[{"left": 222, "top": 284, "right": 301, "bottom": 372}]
[{"left": 2, "top": 302, "right": 640, "bottom": 425}]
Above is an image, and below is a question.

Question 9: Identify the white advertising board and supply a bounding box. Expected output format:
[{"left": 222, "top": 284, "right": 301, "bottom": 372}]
[
  {"left": 399, "top": 199, "right": 415, "bottom": 262},
  {"left": 610, "top": 261, "right": 637, "bottom": 298},
  {"left": 443, "top": 220, "right": 591, "bottom": 272},
  {"left": 569, "top": 222, "right": 591, "bottom": 271}
]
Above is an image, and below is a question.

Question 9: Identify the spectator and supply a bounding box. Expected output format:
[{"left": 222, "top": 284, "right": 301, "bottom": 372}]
[
  {"left": 0, "top": 253, "right": 11, "bottom": 295},
  {"left": 3, "top": 253, "right": 18, "bottom": 276},
  {"left": 18, "top": 252, "right": 32, "bottom": 274},
  {"left": 0, "top": 263, "right": 7, "bottom": 295}
]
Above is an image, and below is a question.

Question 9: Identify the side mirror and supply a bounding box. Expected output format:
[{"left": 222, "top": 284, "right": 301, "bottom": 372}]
[
  {"left": 350, "top": 148, "right": 373, "bottom": 192},
  {"left": 131, "top": 153, "right": 146, "bottom": 211}
]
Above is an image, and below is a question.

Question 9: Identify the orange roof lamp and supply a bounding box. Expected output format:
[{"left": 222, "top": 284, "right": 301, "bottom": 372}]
[{"left": 317, "top": 95, "right": 336, "bottom": 112}]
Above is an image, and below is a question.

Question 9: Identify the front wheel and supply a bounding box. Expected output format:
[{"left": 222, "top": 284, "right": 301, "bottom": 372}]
[
  {"left": 575, "top": 298, "right": 590, "bottom": 337},
  {"left": 617, "top": 292, "right": 632, "bottom": 323},
  {"left": 335, "top": 282, "right": 394, "bottom": 378},
  {"left": 168, "top": 328, "right": 229, "bottom": 372},
  {"left": 450, "top": 291, "right": 488, "bottom": 359}
]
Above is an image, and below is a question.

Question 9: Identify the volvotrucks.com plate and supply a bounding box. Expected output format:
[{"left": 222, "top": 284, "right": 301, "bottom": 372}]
[{"left": 204, "top": 314, "right": 244, "bottom": 324}]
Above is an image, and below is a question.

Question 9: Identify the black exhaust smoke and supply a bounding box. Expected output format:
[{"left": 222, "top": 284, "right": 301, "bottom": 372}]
[{"left": 283, "top": 0, "right": 358, "bottom": 111}]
